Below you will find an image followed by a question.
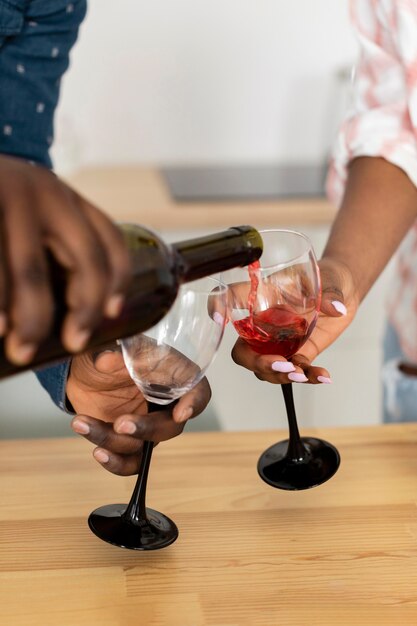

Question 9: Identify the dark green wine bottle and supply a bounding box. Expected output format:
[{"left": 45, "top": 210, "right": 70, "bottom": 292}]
[{"left": 0, "top": 224, "right": 263, "bottom": 378}]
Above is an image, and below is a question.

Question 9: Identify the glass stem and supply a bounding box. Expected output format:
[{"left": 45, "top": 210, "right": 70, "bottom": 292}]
[
  {"left": 122, "top": 400, "right": 176, "bottom": 525},
  {"left": 281, "top": 383, "right": 307, "bottom": 462},
  {"left": 123, "top": 440, "right": 154, "bottom": 524}
]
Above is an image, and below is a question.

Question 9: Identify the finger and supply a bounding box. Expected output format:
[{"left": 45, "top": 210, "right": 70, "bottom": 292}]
[
  {"left": 0, "top": 227, "right": 8, "bottom": 337},
  {"left": 71, "top": 415, "right": 143, "bottom": 455},
  {"left": 291, "top": 353, "right": 332, "bottom": 384},
  {"left": 231, "top": 338, "right": 308, "bottom": 384},
  {"left": 93, "top": 347, "right": 125, "bottom": 374},
  {"left": 92, "top": 447, "right": 143, "bottom": 476},
  {"left": 73, "top": 194, "right": 132, "bottom": 318},
  {"left": 113, "top": 409, "right": 185, "bottom": 443},
  {"left": 41, "top": 185, "right": 111, "bottom": 353},
  {"left": 319, "top": 261, "right": 348, "bottom": 318},
  {"left": 1, "top": 193, "right": 53, "bottom": 364},
  {"left": 172, "top": 377, "right": 212, "bottom": 424},
  {"left": 321, "top": 291, "right": 347, "bottom": 317}
]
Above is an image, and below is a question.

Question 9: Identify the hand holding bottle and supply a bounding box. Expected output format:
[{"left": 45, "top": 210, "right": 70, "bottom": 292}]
[
  {"left": 0, "top": 155, "right": 131, "bottom": 366},
  {"left": 67, "top": 347, "right": 211, "bottom": 475}
]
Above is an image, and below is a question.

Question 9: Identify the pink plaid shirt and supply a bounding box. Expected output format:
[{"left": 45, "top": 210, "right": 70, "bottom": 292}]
[{"left": 327, "top": 0, "right": 417, "bottom": 361}]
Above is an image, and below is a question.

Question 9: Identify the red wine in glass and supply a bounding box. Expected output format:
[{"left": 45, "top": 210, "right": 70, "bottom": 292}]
[
  {"left": 234, "top": 306, "right": 311, "bottom": 357},
  {"left": 226, "top": 230, "right": 340, "bottom": 491}
]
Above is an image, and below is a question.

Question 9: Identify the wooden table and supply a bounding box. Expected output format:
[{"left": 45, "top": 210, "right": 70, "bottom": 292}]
[
  {"left": 67, "top": 167, "right": 336, "bottom": 229},
  {"left": 1, "top": 424, "right": 417, "bottom": 625}
]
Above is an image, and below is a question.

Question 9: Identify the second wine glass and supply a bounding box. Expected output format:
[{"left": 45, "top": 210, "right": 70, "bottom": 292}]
[
  {"left": 88, "top": 276, "right": 228, "bottom": 549},
  {"left": 223, "top": 229, "right": 340, "bottom": 490}
]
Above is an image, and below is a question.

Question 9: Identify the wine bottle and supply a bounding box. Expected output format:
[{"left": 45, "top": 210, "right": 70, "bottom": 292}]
[{"left": 0, "top": 224, "right": 263, "bottom": 378}]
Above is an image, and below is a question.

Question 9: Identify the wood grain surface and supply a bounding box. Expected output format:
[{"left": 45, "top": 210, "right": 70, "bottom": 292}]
[{"left": 1, "top": 425, "right": 417, "bottom": 625}]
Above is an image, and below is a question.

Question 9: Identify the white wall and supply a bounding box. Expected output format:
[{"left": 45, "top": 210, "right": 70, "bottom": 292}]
[
  {"left": 53, "top": 0, "right": 357, "bottom": 170},
  {"left": 0, "top": 1, "right": 363, "bottom": 438}
]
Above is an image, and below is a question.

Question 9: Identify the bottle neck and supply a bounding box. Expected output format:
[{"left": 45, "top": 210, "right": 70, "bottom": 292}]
[{"left": 171, "top": 225, "right": 263, "bottom": 283}]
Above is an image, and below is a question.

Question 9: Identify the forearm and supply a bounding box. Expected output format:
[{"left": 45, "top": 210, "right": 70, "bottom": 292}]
[{"left": 323, "top": 157, "right": 417, "bottom": 302}]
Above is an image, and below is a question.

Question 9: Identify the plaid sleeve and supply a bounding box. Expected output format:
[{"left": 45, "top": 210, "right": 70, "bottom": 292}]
[{"left": 327, "top": 0, "right": 417, "bottom": 206}]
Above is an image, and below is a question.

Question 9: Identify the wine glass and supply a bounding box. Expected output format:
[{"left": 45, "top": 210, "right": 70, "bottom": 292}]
[
  {"left": 222, "top": 229, "right": 340, "bottom": 490},
  {"left": 88, "top": 276, "right": 228, "bottom": 549}
]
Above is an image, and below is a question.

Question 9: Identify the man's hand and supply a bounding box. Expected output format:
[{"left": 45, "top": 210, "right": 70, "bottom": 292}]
[
  {"left": 0, "top": 155, "right": 131, "bottom": 365},
  {"left": 67, "top": 348, "right": 211, "bottom": 475},
  {"left": 230, "top": 258, "right": 359, "bottom": 384}
]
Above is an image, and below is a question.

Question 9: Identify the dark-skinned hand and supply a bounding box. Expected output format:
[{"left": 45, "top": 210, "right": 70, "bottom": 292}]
[
  {"left": 0, "top": 155, "right": 131, "bottom": 364},
  {"left": 67, "top": 348, "right": 211, "bottom": 475}
]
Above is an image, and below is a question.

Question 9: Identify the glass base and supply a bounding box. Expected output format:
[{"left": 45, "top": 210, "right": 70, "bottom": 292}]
[
  {"left": 257, "top": 437, "right": 340, "bottom": 490},
  {"left": 88, "top": 504, "right": 179, "bottom": 550}
]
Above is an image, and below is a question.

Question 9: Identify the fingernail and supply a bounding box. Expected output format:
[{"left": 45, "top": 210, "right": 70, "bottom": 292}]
[
  {"left": 105, "top": 294, "right": 124, "bottom": 319},
  {"left": 288, "top": 372, "right": 308, "bottom": 383},
  {"left": 213, "top": 312, "right": 225, "bottom": 326},
  {"left": 317, "top": 376, "right": 332, "bottom": 384},
  {"left": 331, "top": 300, "right": 347, "bottom": 316},
  {"left": 72, "top": 419, "right": 90, "bottom": 435},
  {"left": 116, "top": 420, "right": 136, "bottom": 434},
  {"left": 177, "top": 407, "right": 193, "bottom": 423},
  {"left": 0, "top": 313, "right": 7, "bottom": 336},
  {"left": 94, "top": 449, "right": 109, "bottom": 464},
  {"left": 9, "top": 343, "right": 37, "bottom": 365},
  {"left": 67, "top": 329, "right": 91, "bottom": 353},
  {"left": 272, "top": 361, "right": 296, "bottom": 373}
]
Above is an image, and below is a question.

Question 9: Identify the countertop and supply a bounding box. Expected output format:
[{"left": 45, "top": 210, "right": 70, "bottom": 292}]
[
  {"left": 1, "top": 424, "right": 417, "bottom": 625},
  {"left": 67, "top": 166, "right": 336, "bottom": 230}
]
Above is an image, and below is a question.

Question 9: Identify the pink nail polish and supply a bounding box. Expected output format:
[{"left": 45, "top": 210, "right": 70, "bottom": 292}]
[
  {"left": 331, "top": 300, "right": 347, "bottom": 316},
  {"left": 317, "top": 376, "right": 332, "bottom": 384},
  {"left": 272, "top": 361, "right": 296, "bottom": 373},
  {"left": 288, "top": 372, "right": 308, "bottom": 383},
  {"left": 213, "top": 312, "right": 225, "bottom": 326}
]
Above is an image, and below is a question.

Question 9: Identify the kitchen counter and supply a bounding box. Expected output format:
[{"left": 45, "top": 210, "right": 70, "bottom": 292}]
[
  {"left": 67, "top": 166, "right": 336, "bottom": 230},
  {"left": 1, "top": 424, "right": 417, "bottom": 625}
]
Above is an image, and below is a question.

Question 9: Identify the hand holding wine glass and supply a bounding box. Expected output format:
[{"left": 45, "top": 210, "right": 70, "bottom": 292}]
[
  {"left": 222, "top": 229, "right": 341, "bottom": 490},
  {"left": 68, "top": 347, "right": 211, "bottom": 476},
  {"left": 87, "top": 276, "right": 228, "bottom": 549},
  {"left": 230, "top": 256, "right": 358, "bottom": 386}
]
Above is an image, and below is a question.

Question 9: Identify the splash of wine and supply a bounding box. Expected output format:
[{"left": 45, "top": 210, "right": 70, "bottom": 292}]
[
  {"left": 236, "top": 260, "right": 313, "bottom": 357},
  {"left": 247, "top": 260, "right": 260, "bottom": 324}
]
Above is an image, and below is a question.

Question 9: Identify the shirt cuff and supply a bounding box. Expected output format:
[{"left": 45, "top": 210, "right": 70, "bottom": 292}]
[{"left": 35, "top": 360, "right": 74, "bottom": 414}]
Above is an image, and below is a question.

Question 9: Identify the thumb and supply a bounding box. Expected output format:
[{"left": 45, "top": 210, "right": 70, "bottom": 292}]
[
  {"left": 318, "top": 258, "right": 349, "bottom": 318},
  {"left": 94, "top": 349, "right": 126, "bottom": 374},
  {"left": 320, "top": 291, "right": 348, "bottom": 318}
]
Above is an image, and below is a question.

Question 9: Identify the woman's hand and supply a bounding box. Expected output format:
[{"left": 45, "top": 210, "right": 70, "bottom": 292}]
[
  {"left": 67, "top": 348, "right": 211, "bottom": 475},
  {"left": 230, "top": 258, "right": 359, "bottom": 384}
]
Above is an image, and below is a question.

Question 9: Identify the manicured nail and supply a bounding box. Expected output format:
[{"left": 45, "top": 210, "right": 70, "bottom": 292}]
[
  {"left": 331, "top": 300, "right": 347, "bottom": 316},
  {"left": 116, "top": 420, "right": 136, "bottom": 435},
  {"left": 94, "top": 449, "right": 109, "bottom": 464},
  {"left": 72, "top": 419, "right": 90, "bottom": 435},
  {"left": 272, "top": 361, "right": 296, "bottom": 373},
  {"left": 317, "top": 376, "right": 332, "bottom": 384},
  {"left": 105, "top": 294, "right": 124, "bottom": 319},
  {"left": 177, "top": 407, "right": 193, "bottom": 423},
  {"left": 288, "top": 372, "right": 308, "bottom": 383},
  {"left": 213, "top": 312, "right": 225, "bottom": 326}
]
